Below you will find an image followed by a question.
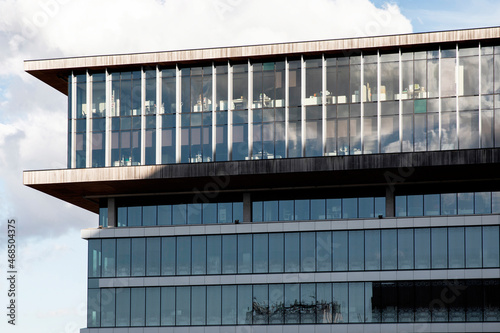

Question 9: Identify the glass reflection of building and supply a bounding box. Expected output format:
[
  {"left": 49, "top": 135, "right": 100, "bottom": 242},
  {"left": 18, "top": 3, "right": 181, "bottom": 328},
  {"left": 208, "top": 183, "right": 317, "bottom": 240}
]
[{"left": 24, "top": 27, "right": 500, "bottom": 333}]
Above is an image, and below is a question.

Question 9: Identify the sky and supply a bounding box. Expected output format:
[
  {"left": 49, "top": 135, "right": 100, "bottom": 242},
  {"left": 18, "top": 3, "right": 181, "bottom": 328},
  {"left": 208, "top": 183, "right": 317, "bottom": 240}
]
[{"left": 0, "top": 0, "right": 498, "bottom": 332}]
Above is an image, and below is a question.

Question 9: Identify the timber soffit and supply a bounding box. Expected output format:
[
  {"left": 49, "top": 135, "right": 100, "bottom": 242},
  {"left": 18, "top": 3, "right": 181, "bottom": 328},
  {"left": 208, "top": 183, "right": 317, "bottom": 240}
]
[{"left": 24, "top": 27, "right": 500, "bottom": 95}]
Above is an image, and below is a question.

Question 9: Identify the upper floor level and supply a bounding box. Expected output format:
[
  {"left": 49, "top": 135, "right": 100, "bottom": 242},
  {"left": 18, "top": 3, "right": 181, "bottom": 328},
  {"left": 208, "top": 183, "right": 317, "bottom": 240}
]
[{"left": 25, "top": 27, "right": 500, "bottom": 169}]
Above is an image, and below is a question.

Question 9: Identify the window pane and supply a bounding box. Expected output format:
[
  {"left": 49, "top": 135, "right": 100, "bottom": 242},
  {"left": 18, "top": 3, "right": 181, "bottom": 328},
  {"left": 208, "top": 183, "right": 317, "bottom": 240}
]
[
  {"left": 285, "top": 284, "right": 300, "bottom": 324},
  {"left": 161, "top": 237, "right": 175, "bottom": 276},
  {"left": 264, "top": 200, "right": 279, "bottom": 221},
  {"left": 237, "top": 285, "right": 252, "bottom": 325},
  {"left": 253, "top": 233, "right": 268, "bottom": 273},
  {"left": 222, "top": 285, "right": 236, "bottom": 325},
  {"left": 285, "top": 233, "right": 300, "bottom": 272},
  {"left": 365, "top": 230, "right": 381, "bottom": 270},
  {"left": 458, "top": 192, "right": 474, "bottom": 215},
  {"left": 207, "top": 286, "right": 221, "bottom": 325},
  {"left": 115, "top": 288, "right": 130, "bottom": 327},
  {"left": 218, "top": 202, "right": 232, "bottom": 223},
  {"left": 381, "top": 282, "right": 398, "bottom": 322},
  {"left": 483, "top": 226, "right": 500, "bottom": 267},
  {"left": 176, "top": 236, "right": 191, "bottom": 275},
  {"left": 466, "top": 227, "right": 482, "bottom": 268},
  {"left": 222, "top": 235, "right": 237, "bottom": 274},
  {"left": 146, "top": 238, "right": 160, "bottom": 276},
  {"left": 87, "top": 289, "right": 100, "bottom": 328},
  {"left": 191, "top": 286, "right": 206, "bottom": 325},
  {"left": 192, "top": 235, "right": 206, "bottom": 275},
  {"left": 448, "top": 227, "right": 465, "bottom": 269},
  {"left": 158, "top": 205, "right": 172, "bottom": 225},
  {"left": 475, "top": 192, "right": 492, "bottom": 214},
  {"left": 269, "top": 284, "right": 284, "bottom": 324},
  {"left": 202, "top": 203, "right": 217, "bottom": 224},
  {"left": 128, "top": 206, "right": 142, "bottom": 226},
  {"left": 279, "top": 200, "right": 294, "bottom": 221},
  {"left": 102, "top": 239, "right": 116, "bottom": 277},
  {"left": 415, "top": 228, "right": 431, "bottom": 269},
  {"left": 317, "top": 283, "right": 333, "bottom": 323},
  {"left": 441, "top": 193, "right": 457, "bottom": 215},
  {"left": 269, "top": 233, "right": 284, "bottom": 273},
  {"left": 207, "top": 235, "right": 221, "bottom": 274},
  {"left": 172, "top": 204, "right": 187, "bottom": 225},
  {"left": 342, "top": 198, "right": 358, "bottom": 218},
  {"left": 382, "top": 229, "right": 397, "bottom": 270},
  {"left": 131, "top": 288, "right": 145, "bottom": 326},
  {"left": 253, "top": 284, "right": 269, "bottom": 324},
  {"left": 424, "top": 194, "right": 440, "bottom": 216},
  {"left": 300, "top": 284, "right": 316, "bottom": 323},
  {"left": 432, "top": 228, "right": 448, "bottom": 269},
  {"left": 238, "top": 234, "right": 252, "bottom": 274},
  {"left": 327, "top": 198, "right": 342, "bottom": 219},
  {"left": 161, "top": 287, "right": 175, "bottom": 326},
  {"left": 176, "top": 287, "right": 191, "bottom": 325},
  {"left": 407, "top": 195, "right": 423, "bottom": 216},
  {"left": 100, "top": 289, "right": 115, "bottom": 327},
  {"left": 333, "top": 282, "right": 348, "bottom": 323},
  {"left": 333, "top": 231, "right": 348, "bottom": 271},
  {"left": 187, "top": 203, "right": 202, "bottom": 225},
  {"left": 349, "top": 230, "right": 364, "bottom": 271},
  {"left": 316, "top": 231, "right": 332, "bottom": 272},
  {"left": 398, "top": 229, "right": 414, "bottom": 269},
  {"left": 311, "top": 199, "right": 326, "bottom": 220},
  {"left": 142, "top": 206, "right": 157, "bottom": 226},
  {"left": 484, "top": 279, "right": 500, "bottom": 321},
  {"left": 146, "top": 287, "right": 160, "bottom": 326},
  {"left": 301, "top": 232, "right": 316, "bottom": 272},
  {"left": 398, "top": 282, "right": 415, "bottom": 322},
  {"left": 88, "top": 239, "right": 101, "bottom": 278},
  {"left": 295, "top": 199, "right": 310, "bottom": 220},
  {"left": 359, "top": 197, "right": 374, "bottom": 218},
  {"left": 466, "top": 280, "right": 483, "bottom": 322},
  {"left": 415, "top": 281, "right": 431, "bottom": 322},
  {"left": 349, "top": 282, "right": 364, "bottom": 323},
  {"left": 116, "top": 239, "right": 130, "bottom": 277}
]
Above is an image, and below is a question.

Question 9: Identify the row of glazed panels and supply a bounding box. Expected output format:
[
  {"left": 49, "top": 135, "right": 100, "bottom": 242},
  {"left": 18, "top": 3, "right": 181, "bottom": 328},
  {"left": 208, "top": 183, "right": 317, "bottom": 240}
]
[
  {"left": 99, "top": 191, "right": 500, "bottom": 228},
  {"left": 86, "top": 279, "right": 500, "bottom": 328},
  {"left": 71, "top": 44, "right": 500, "bottom": 119},
  {"left": 98, "top": 197, "right": 386, "bottom": 228},
  {"left": 98, "top": 202, "right": 243, "bottom": 227},
  {"left": 88, "top": 226, "right": 500, "bottom": 278},
  {"left": 69, "top": 44, "right": 500, "bottom": 169}
]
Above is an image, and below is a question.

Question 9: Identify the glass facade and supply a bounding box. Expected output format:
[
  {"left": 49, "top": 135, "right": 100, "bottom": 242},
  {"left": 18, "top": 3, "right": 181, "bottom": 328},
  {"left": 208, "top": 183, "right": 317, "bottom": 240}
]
[
  {"left": 396, "top": 191, "right": 500, "bottom": 217},
  {"left": 253, "top": 196, "right": 385, "bottom": 222},
  {"left": 87, "top": 279, "right": 500, "bottom": 327},
  {"left": 87, "top": 226, "right": 500, "bottom": 278},
  {"left": 115, "top": 202, "right": 243, "bottom": 227},
  {"left": 69, "top": 44, "right": 500, "bottom": 168}
]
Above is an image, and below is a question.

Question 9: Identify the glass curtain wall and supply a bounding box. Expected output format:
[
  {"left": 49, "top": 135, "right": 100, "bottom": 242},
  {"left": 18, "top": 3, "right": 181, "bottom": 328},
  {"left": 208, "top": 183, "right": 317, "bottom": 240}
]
[{"left": 70, "top": 43, "right": 500, "bottom": 169}]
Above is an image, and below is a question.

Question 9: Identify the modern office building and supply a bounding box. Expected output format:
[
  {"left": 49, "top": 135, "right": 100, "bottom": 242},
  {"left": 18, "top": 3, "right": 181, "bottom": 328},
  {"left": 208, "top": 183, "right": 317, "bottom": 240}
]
[{"left": 24, "top": 27, "right": 500, "bottom": 332}]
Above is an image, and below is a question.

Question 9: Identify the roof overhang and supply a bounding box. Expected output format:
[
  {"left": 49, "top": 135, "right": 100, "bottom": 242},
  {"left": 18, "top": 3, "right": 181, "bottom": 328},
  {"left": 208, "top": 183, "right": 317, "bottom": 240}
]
[
  {"left": 23, "top": 149, "right": 500, "bottom": 214},
  {"left": 24, "top": 27, "right": 500, "bottom": 95}
]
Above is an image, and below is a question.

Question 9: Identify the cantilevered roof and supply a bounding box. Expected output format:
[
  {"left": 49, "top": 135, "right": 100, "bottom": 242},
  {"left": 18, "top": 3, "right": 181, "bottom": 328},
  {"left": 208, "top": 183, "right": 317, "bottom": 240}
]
[
  {"left": 24, "top": 27, "right": 500, "bottom": 95},
  {"left": 23, "top": 150, "right": 500, "bottom": 213}
]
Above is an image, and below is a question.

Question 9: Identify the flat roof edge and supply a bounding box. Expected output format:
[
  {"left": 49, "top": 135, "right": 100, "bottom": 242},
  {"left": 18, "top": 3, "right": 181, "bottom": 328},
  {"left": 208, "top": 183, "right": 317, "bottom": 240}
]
[{"left": 24, "top": 27, "right": 500, "bottom": 73}]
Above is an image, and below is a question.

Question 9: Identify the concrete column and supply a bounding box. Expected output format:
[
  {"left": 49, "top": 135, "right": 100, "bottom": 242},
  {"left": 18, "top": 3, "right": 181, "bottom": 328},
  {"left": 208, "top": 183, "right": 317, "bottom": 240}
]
[
  {"left": 108, "top": 198, "right": 116, "bottom": 227},
  {"left": 243, "top": 193, "right": 252, "bottom": 222},
  {"left": 385, "top": 186, "right": 395, "bottom": 218}
]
